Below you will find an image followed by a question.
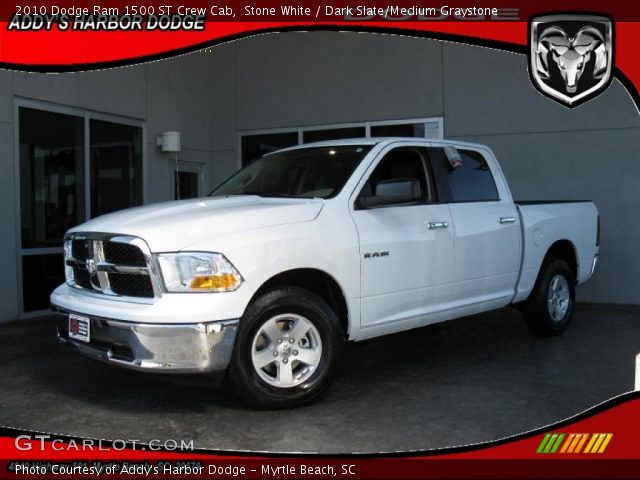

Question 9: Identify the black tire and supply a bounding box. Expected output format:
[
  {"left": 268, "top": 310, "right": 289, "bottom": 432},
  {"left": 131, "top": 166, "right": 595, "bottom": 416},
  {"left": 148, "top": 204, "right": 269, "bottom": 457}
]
[
  {"left": 228, "top": 286, "right": 344, "bottom": 409},
  {"left": 523, "top": 258, "right": 575, "bottom": 336}
]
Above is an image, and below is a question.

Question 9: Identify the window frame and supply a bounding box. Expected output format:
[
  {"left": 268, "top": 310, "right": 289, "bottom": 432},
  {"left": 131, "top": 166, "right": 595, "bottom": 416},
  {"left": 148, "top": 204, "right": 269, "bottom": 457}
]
[
  {"left": 237, "top": 117, "right": 443, "bottom": 169},
  {"left": 174, "top": 160, "right": 206, "bottom": 200},
  {"left": 14, "top": 98, "right": 146, "bottom": 317}
]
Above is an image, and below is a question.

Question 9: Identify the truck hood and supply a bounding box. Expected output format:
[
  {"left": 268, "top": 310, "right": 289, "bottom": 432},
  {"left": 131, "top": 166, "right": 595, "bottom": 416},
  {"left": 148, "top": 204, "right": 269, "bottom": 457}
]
[{"left": 69, "top": 196, "right": 324, "bottom": 252}]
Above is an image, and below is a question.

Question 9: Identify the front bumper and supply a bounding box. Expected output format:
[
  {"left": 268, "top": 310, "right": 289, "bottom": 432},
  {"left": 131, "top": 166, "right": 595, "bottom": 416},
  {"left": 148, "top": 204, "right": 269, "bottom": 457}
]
[{"left": 53, "top": 307, "right": 238, "bottom": 375}]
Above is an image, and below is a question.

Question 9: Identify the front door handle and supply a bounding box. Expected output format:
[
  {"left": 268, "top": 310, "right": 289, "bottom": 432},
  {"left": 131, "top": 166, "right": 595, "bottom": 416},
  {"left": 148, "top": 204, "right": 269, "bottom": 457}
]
[
  {"left": 427, "top": 221, "right": 449, "bottom": 229},
  {"left": 500, "top": 216, "right": 516, "bottom": 224}
]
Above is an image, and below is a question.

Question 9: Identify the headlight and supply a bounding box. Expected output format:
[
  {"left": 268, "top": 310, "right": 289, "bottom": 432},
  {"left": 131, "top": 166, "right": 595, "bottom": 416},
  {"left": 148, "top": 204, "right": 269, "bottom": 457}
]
[{"left": 156, "top": 252, "right": 243, "bottom": 293}]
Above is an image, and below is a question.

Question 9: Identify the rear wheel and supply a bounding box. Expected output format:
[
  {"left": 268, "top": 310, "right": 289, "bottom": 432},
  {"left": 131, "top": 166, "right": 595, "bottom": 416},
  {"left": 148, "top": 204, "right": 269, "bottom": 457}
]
[
  {"left": 524, "top": 258, "right": 575, "bottom": 336},
  {"left": 228, "top": 286, "right": 344, "bottom": 408}
]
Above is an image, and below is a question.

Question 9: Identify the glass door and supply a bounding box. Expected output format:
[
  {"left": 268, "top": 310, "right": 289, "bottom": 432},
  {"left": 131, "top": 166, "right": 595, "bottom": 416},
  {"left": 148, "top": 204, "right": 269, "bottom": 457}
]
[
  {"left": 90, "top": 119, "right": 143, "bottom": 216},
  {"left": 19, "top": 108, "right": 85, "bottom": 313},
  {"left": 18, "top": 105, "right": 144, "bottom": 315}
]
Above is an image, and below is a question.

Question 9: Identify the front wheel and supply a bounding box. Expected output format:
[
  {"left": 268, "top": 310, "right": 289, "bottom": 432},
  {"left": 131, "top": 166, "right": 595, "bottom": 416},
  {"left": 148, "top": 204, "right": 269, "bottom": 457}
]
[
  {"left": 228, "top": 286, "right": 344, "bottom": 408},
  {"left": 523, "top": 258, "right": 575, "bottom": 336}
]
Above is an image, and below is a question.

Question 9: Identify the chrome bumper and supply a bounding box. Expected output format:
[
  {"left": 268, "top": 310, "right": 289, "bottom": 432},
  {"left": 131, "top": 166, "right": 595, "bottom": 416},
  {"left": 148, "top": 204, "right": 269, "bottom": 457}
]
[{"left": 54, "top": 308, "right": 238, "bottom": 374}]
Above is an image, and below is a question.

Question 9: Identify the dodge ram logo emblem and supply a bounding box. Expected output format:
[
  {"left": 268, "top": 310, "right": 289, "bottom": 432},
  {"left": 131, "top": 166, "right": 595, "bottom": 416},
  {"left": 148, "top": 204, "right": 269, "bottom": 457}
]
[
  {"left": 86, "top": 258, "right": 96, "bottom": 276},
  {"left": 85, "top": 257, "right": 103, "bottom": 290},
  {"left": 529, "top": 14, "right": 613, "bottom": 107}
]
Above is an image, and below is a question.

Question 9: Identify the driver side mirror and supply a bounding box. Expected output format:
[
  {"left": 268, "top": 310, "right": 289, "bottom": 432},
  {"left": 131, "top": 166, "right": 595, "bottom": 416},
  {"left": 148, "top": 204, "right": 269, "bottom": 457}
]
[{"left": 359, "top": 178, "right": 421, "bottom": 209}]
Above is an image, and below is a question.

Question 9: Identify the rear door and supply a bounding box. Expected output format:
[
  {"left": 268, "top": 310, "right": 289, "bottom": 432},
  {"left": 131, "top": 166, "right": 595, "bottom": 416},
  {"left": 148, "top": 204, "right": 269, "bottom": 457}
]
[
  {"left": 428, "top": 146, "right": 521, "bottom": 311},
  {"left": 351, "top": 144, "right": 454, "bottom": 330}
]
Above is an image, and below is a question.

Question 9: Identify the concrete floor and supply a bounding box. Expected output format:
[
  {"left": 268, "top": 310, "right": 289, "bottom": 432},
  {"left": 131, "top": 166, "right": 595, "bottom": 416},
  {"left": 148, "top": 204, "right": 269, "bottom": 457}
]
[{"left": 0, "top": 304, "right": 638, "bottom": 454}]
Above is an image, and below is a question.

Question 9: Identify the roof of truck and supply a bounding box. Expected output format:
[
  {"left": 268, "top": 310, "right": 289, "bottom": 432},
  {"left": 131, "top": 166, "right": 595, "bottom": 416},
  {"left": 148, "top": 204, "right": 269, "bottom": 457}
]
[{"left": 270, "top": 137, "right": 488, "bottom": 154}]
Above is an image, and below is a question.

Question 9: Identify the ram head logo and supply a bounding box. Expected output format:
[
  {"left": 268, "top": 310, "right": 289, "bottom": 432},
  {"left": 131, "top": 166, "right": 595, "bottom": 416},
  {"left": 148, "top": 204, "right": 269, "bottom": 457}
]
[
  {"left": 529, "top": 15, "right": 613, "bottom": 107},
  {"left": 536, "top": 26, "right": 607, "bottom": 93}
]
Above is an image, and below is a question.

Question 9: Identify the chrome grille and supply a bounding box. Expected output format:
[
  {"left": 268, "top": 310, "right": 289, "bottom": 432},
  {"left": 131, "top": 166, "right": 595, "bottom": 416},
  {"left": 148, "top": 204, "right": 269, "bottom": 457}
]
[
  {"left": 71, "top": 239, "right": 88, "bottom": 260},
  {"left": 103, "top": 242, "right": 147, "bottom": 266},
  {"left": 72, "top": 266, "right": 93, "bottom": 290},
  {"left": 65, "top": 234, "right": 160, "bottom": 301},
  {"left": 109, "top": 274, "right": 154, "bottom": 298}
]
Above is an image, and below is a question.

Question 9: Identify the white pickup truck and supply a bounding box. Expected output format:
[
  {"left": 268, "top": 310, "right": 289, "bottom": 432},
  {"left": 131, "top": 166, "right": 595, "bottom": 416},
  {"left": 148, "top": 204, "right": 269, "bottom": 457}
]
[{"left": 51, "top": 138, "right": 599, "bottom": 408}]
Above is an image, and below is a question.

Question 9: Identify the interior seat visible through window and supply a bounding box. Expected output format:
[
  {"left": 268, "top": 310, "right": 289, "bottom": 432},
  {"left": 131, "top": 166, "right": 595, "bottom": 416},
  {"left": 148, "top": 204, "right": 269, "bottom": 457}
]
[{"left": 359, "top": 148, "right": 431, "bottom": 203}]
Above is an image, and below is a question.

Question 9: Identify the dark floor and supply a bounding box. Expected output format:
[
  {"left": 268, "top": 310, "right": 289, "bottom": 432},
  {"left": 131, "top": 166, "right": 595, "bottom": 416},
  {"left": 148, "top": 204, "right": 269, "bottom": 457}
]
[{"left": 0, "top": 304, "right": 638, "bottom": 454}]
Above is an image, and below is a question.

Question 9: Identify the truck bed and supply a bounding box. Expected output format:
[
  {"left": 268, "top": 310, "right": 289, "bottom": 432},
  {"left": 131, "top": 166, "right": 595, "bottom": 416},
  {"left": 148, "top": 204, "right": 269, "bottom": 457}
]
[{"left": 512, "top": 201, "right": 599, "bottom": 304}]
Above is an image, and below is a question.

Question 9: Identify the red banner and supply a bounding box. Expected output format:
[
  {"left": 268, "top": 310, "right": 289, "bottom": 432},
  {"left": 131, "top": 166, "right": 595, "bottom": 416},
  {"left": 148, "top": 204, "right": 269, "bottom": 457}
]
[
  {"left": 1, "top": 5, "right": 639, "bottom": 106},
  {"left": 0, "top": 393, "right": 639, "bottom": 479}
]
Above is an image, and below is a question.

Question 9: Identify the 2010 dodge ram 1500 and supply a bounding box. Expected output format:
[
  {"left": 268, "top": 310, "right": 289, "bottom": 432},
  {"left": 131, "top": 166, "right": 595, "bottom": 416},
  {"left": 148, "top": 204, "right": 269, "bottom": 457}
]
[{"left": 51, "top": 138, "right": 600, "bottom": 408}]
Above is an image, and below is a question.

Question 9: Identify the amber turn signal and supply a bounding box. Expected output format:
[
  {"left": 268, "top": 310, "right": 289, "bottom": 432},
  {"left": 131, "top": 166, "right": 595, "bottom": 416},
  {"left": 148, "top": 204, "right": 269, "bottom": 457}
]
[{"left": 190, "top": 274, "right": 239, "bottom": 291}]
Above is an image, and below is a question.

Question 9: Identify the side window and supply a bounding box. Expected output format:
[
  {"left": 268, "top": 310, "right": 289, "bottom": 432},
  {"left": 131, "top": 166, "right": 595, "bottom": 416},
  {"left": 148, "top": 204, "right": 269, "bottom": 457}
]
[
  {"left": 358, "top": 148, "right": 432, "bottom": 206},
  {"left": 438, "top": 149, "right": 499, "bottom": 202}
]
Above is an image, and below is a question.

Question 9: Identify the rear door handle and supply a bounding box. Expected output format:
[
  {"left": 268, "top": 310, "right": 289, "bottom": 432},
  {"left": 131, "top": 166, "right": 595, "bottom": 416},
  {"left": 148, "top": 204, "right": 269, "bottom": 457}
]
[
  {"left": 427, "top": 221, "right": 449, "bottom": 229},
  {"left": 500, "top": 217, "right": 516, "bottom": 224}
]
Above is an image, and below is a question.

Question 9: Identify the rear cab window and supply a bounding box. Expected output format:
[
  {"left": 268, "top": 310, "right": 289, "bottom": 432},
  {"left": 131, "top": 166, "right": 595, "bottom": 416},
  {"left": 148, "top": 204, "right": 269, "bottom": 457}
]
[{"left": 428, "top": 147, "right": 499, "bottom": 203}]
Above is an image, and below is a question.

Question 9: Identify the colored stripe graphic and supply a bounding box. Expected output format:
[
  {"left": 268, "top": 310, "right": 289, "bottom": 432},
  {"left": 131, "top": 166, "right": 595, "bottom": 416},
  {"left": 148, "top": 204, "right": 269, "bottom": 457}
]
[
  {"left": 575, "top": 433, "right": 589, "bottom": 453},
  {"left": 598, "top": 433, "right": 613, "bottom": 453},
  {"left": 559, "top": 433, "right": 575, "bottom": 453},
  {"left": 584, "top": 434, "right": 598, "bottom": 453},
  {"left": 536, "top": 434, "right": 551, "bottom": 454},
  {"left": 536, "top": 433, "right": 613, "bottom": 454},
  {"left": 543, "top": 434, "right": 558, "bottom": 453},
  {"left": 550, "top": 433, "right": 565, "bottom": 453},
  {"left": 567, "top": 433, "right": 582, "bottom": 453}
]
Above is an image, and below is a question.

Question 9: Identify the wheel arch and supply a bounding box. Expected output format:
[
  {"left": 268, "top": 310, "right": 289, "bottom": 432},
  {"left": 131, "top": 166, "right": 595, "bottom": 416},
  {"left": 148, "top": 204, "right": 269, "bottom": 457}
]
[
  {"left": 248, "top": 268, "right": 350, "bottom": 339},
  {"left": 543, "top": 239, "right": 578, "bottom": 281}
]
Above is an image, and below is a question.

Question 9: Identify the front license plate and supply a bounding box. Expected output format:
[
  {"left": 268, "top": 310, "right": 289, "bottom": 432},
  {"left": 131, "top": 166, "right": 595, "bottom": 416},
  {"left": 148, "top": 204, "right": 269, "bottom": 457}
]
[{"left": 68, "top": 314, "right": 90, "bottom": 343}]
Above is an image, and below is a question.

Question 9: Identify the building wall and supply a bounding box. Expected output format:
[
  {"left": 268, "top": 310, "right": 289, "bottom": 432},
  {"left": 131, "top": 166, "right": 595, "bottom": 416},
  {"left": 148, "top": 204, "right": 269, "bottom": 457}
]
[{"left": 1, "top": 31, "right": 638, "bottom": 322}]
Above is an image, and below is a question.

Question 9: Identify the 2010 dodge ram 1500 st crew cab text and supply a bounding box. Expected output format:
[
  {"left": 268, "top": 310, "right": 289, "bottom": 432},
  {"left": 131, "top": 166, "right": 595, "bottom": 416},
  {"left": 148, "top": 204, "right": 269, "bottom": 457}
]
[{"left": 51, "top": 138, "right": 600, "bottom": 408}]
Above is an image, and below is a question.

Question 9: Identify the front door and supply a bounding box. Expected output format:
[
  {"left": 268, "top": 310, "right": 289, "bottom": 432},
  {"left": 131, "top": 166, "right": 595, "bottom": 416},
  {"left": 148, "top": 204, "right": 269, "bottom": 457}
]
[{"left": 351, "top": 145, "right": 454, "bottom": 330}]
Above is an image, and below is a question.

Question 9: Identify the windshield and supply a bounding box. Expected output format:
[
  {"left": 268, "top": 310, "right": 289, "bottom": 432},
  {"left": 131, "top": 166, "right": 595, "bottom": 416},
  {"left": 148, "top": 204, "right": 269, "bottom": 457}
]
[{"left": 210, "top": 145, "right": 372, "bottom": 199}]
